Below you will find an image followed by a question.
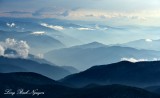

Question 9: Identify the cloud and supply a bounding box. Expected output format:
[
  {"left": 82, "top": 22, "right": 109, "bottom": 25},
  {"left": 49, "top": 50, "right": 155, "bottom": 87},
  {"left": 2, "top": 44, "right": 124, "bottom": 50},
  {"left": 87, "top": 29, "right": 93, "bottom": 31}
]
[
  {"left": 4, "top": 11, "right": 31, "bottom": 15},
  {"left": 95, "top": 25, "right": 108, "bottom": 30},
  {"left": 61, "top": 10, "right": 70, "bottom": 17},
  {"left": 0, "top": 45, "right": 5, "bottom": 56},
  {"left": 0, "top": 38, "right": 30, "bottom": 58},
  {"left": 121, "top": 57, "right": 160, "bottom": 63},
  {"left": 40, "top": 23, "right": 64, "bottom": 30},
  {"left": 67, "top": 9, "right": 149, "bottom": 21},
  {"left": 77, "top": 27, "right": 94, "bottom": 31},
  {"left": 32, "top": 8, "right": 44, "bottom": 16},
  {"left": 31, "top": 31, "right": 45, "bottom": 35},
  {"left": 121, "top": 57, "right": 148, "bottom": 62},
  {"left": 6, "top": 23, "right": 16, "bottom": 28},
  {"left": 32, "top": 7, "right": 71, "bottom": 17},
  {"left": 1, "top": 0, "right": 160, "bottom": 26},
  {"left": 76, "top": 25, "right": 108, "bottom": 31},
  {"left": 145, "top": 39, "right": 152, "bottom": 42}
]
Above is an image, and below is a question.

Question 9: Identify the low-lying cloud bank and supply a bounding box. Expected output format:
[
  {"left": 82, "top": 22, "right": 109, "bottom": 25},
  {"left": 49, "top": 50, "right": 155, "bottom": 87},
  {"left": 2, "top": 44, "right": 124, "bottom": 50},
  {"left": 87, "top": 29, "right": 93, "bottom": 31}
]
[
  {"left": 40, "top": 23, "right": 64, "bottom": 31},
  {"left": 31, "top": 31, "right": 45, "bottom": 35},
  {"left": 121, "top": 57, "right": 160, "bottom": 63},
  {"left": 0, "top": 38, "right": 30, "bottom": 58}
]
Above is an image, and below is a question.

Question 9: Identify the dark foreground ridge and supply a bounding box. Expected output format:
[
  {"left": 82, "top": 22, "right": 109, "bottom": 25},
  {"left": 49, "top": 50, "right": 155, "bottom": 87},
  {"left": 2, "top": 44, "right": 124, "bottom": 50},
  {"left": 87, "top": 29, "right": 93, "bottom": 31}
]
[{"left": 0, "top": 72, "right": 159, "bottom": 98}]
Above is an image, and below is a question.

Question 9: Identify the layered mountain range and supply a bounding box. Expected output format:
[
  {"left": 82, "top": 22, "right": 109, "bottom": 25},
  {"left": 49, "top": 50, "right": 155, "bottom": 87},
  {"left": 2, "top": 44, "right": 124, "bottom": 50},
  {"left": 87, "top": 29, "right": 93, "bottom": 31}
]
[{"left": 45, "top": 42, "right": 160, "bottom": 70}]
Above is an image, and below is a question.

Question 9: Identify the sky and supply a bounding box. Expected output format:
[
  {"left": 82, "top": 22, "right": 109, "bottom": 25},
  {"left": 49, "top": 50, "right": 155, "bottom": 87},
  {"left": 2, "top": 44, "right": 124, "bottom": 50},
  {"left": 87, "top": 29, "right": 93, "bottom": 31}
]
[{"left": 1, "top": 0, "right": 160, "bottom": 26}]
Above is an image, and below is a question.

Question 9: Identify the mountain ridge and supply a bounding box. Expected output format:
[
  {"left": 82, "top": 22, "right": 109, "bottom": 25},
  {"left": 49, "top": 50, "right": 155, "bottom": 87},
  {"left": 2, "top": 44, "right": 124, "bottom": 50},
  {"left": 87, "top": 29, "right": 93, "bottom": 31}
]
[
  {"left": 0, "top": 56, "right": 71, "bottom": 80},
  {"left": 45, "top": 42, "right": 160, "bottom": 70},
  {"left": 60, "top": 61, "right": 160, "bottom": 87}
]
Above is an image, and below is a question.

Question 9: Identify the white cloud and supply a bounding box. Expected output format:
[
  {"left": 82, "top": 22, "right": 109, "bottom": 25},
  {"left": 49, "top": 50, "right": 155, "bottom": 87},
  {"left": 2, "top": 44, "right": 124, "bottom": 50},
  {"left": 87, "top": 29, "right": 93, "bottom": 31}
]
[
  {"left": 6, "top": 23, "right": 16, "bottom": 28},
  {"left": 95, "top": 25, "right": 108, "bottom": 30},
  {"left": 40, "top": 23, "right": 64, "bottom": 30},
  {"left": 121, "top": 57, "right": 160, "bottom": 63},
  {"left": 145, "top": 39, "right": 152, "bottom": 42},
  {"left": 0, "top": 38, "right": 30, "bottom": 58},
  {"left": 121, "top": 57, "right": 148, "bottom": 63},
  {"left": 31, "top": 31, "right": 45, "bottom": 35},
  {"left": 77, "top": 27, "right": 94, "bottom": 31},
  {"left": 52, "top": 25, "right": 64, "bottom": 30},
  {"left": 76, "top": 25, "right": 108, "bottom": 31}
]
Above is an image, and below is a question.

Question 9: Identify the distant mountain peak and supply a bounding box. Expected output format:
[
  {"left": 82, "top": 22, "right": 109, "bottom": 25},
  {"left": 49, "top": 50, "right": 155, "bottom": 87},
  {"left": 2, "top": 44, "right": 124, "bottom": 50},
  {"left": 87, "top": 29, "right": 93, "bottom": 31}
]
[
  {"left": 87, "top": 41, "right": 105, "bottom": 45},
  {"left": 73, "top": 41, "right": 107, "bottom": 49}
]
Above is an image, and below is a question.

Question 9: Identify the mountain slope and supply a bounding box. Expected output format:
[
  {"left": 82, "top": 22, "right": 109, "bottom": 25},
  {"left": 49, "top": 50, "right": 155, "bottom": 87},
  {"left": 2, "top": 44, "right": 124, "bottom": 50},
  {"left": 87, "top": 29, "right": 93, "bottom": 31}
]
[
  {"left": 61, "top": 61, "right": 160, "bottom": 87},
  {"left": 45, "top": 42, "right": 160, "bottom": 70},
  {"left": 0, "top": 56, "right": 71, "bottom": 80},
  {"left": 0, "top": 64, "right": 27, "bottom": 73},
  {"left": 122, "top": 39, "right": 160, "bottom": 51},
  {"left": 69, "top": 84, "right": 160, "bottom": 98}
]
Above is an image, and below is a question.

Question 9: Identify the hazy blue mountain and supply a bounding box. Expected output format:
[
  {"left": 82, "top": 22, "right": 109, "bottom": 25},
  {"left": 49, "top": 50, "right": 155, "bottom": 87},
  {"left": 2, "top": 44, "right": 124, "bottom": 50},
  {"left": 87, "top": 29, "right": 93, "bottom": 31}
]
[
  {"left": 0, "top": 64, "right": 27, "bottom": 73},
  {"left": 72, "top": 41, "right": 107, "bottom": 49},
  {"left": 28, "top": 54, "right": 54, "bottom": 65},
  {"left": 0, "top": 72, "right": 159, "bottom": 98},
  {"left": 45, "top": 42, "right": 160, "bottom": 70},
  {"left": 0, "top": 56, "right": 71, "bottom": 80},
  {"left": 29, "top": 54, "right": 79, "bottom": 74},
  {"left": 122, "top": 39, "right": 160, "bottom": 51},
  {"left": 3, "top": 48, "right": 54, "bottom": 65},
  {"left": 2, "top": 48, "right": 78, "bottom": 74},
  {"left": 61, "top": 61, "right": 160, "bottom": 87},
  {"left": 28, "top": 54, "right": 79, "bottom": 74},
  {"left": 22, "top": 32, "right": 65, "bottom": 54}
]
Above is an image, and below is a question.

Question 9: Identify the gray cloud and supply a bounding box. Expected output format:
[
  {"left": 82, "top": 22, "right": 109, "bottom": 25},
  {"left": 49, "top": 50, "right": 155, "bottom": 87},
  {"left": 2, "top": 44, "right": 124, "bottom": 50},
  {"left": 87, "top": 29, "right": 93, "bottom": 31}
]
[
  {"left": 0, "top": 38, "right": 30, "bottom": 58},
  {"left": 4, "top": 11, "right": 31, "bottom": 15},
  {"left": 32, "top": 7, "right": 71, "bottom": 17},
  {"left": 32, "top": 9, "right": 44, "bottom": 16},
  {"left": 0, "top": 0, "right": 160, "bottom": 26},
  {"left": 0, "top": 45, "right": 4, "bottom": 56},
  {"left": 61, "top": 10, "right": 70, "bottom": 17}
]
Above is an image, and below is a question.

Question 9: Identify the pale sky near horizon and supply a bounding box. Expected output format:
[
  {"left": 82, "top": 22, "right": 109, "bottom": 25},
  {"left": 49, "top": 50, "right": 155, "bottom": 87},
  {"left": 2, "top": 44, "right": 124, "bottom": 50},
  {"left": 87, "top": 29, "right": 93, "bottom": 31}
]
[{"left": 0, "top": 0, "right": 160, "bottom": 26}]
